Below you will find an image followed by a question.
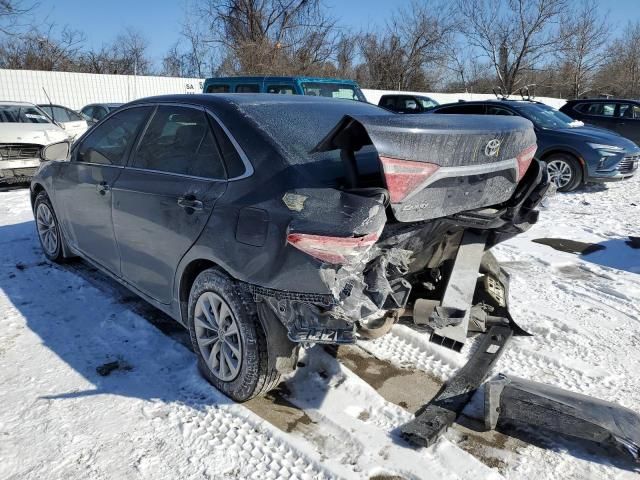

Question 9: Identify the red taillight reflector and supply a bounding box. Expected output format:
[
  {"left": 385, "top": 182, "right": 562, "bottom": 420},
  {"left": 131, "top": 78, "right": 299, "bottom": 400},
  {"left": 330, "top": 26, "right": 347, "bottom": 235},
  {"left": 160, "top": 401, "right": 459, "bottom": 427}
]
[
  {"left": 287, "top": 231, "right": 380, "bottom": 265},
  {"left": 516, "top": 145, "right": 537, "bottom": 181},
  {"left": 379, "top": 156, "right": 440, "bottom": 203}
]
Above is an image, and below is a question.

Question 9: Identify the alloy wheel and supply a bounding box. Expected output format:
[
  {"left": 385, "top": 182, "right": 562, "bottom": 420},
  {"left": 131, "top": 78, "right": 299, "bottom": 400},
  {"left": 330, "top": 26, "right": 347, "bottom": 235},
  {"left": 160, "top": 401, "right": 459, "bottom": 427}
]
[
  {"left": 547, "top": 160, "right": 573, "bottom": 188},
  {"left": 194, "top": 291, "right": 243, "bottom": 381},
  {"left": 36, "top": 203, "right": 59, "bottom": 256}
]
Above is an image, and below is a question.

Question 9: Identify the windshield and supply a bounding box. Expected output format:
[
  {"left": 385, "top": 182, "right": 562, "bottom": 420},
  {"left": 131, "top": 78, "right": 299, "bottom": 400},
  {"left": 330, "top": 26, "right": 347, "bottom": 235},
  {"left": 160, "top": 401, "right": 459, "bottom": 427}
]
[
  {"left": 301, "top": 82, "right": 366, "bottom": 102},
  {"left": 0, "top": 105, "right": 53, "bottom": 124},
  {"left": 516, "top": 104, "right": 581, "bottom": 129}
]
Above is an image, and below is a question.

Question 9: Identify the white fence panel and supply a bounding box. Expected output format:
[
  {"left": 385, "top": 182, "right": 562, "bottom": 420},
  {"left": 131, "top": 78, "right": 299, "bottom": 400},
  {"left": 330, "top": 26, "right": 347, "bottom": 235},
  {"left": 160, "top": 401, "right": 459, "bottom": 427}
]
[
  {"left": 0, "top": 69, "right": 204, "bottom": 110},
  {"left": 0, "top": 69, "right": 567, "bottom": 111}
]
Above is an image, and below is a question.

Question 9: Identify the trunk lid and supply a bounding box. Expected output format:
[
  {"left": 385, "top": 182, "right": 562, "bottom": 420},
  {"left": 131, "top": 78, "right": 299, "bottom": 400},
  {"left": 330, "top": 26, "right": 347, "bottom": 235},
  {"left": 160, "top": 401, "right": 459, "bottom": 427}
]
[{"left": 312, "top": 114, "right": 537, "bottom": 222}]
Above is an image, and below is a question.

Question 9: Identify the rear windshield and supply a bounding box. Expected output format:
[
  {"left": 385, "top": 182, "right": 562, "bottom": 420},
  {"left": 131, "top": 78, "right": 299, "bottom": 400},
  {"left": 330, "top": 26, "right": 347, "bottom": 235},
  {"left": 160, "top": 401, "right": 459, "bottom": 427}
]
[
  {"left": 238, "top": 100, "right": 386, "bottom": 183},
  {"left": 0, "top": 105, "right": 52, "bottom": 124},
  {"left": 300, "top": 82, "right": 366, "bottom": 102}
]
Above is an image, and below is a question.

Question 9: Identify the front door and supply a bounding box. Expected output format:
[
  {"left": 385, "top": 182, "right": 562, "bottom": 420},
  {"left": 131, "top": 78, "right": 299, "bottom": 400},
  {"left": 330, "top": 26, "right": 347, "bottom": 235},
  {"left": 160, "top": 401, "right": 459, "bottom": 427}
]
[
  {"left": 54, "top": 106, "right": 152, "bottom": 275},
  {"left": 112, "top": 104, "right": 227, "bottom": 304},
  {"left": 616, "top": 103, "right": 640, "bottom": 144}
]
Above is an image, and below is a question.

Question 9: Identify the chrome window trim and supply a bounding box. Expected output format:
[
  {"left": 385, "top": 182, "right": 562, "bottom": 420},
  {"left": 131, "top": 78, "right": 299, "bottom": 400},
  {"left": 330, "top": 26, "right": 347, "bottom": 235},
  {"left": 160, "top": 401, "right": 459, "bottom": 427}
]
[
  {"left": 125, "top": 166, "right": 226, "bottom": 182},
  {"left": 204, "top": 107, "right": 254, "bottom": 181}
]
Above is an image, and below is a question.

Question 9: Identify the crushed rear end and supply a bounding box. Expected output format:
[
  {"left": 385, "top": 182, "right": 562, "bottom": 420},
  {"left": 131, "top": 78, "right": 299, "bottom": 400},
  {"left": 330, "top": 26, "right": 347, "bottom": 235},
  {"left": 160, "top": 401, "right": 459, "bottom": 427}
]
[{"left": 254, "top": 113, "right": 549, "bottom": 349}]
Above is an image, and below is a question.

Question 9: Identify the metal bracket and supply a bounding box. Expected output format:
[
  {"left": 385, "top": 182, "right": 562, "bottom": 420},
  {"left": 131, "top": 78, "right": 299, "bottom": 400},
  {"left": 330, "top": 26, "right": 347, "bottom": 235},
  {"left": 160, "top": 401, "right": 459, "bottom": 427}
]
[
  {"left": 400, "top": 325, "right": 512, "bottom": 447},
  {"left": 429, "top": 230, "right": 487, "bottom": 351}
]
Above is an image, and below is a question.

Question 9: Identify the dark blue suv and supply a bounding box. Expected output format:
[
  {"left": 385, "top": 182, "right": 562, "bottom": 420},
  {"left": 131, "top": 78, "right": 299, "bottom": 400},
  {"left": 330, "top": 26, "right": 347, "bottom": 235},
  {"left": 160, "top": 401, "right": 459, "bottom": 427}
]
[{"left": 431, "top": 99, "right": 639, "bottom": 191}]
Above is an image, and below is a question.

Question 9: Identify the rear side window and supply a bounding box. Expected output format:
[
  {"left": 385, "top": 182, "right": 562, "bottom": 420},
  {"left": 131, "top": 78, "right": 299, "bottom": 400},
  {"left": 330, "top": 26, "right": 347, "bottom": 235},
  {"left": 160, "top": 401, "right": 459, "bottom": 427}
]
[
  {"left": 77, "top": 107, "right": 151, "bottom": 166},
  {"left": 582, "top": 102, "right": 616, "bottom": 116},
  {"left": 206, "top": 84, "right": 230, "bottom": 93},
  {"left": 435, "top": 104, "right": 486, "bottom": 114},
  {"left": 210, "top": 117, "right": 245, "bottom": 178},
  {"left": 236, "top": 84, "right": 260, "bottom": 93},
  {"left": 132, "top": 106, "right": 226, "bottom": 179},
  {"left": 266, "top": 84, "right": 296, "bottom": 95},
  {"left": 486, "top": 106, "right": 515, "bottom": 116}
]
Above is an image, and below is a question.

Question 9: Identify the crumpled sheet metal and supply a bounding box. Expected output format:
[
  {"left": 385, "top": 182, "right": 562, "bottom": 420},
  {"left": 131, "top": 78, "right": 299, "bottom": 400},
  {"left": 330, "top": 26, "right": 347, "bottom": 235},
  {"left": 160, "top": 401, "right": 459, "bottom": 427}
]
[{"left": 485, "top": 374, "right": 640, "bottom": 462}]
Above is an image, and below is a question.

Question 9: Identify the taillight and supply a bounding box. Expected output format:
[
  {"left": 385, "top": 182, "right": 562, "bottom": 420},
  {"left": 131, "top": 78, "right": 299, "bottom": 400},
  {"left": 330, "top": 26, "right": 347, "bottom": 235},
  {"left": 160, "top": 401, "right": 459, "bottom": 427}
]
[
  {"left": 516, "top": 145, "right": 537, "bottom": 181},
  {"left": 287, "top": 231, "right": 380, "bottom": 265},
  {"left": 379, "top": 156, "right": 440, "bottom": 203}
]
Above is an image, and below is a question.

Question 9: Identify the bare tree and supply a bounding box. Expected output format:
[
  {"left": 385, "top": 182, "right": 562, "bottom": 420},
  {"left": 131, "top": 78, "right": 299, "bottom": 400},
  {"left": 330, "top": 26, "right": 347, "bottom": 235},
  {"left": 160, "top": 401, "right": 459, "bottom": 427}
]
[
  {"left": 0, "top": 23, "right": 85, "bottom": 70},
  {"left": 556, "top": 0, "right": 609, "bottom": 98},
  {"left": 592, "top": 22, "right": 640, "bottom": 98},
  {"left": 191, "top": 0, "right": 337, "bottom": 75},
  {"left": 457, "top": 0, "right": 568, "bottom": 94},
  {"left": 359, "top": 1, "right": 454, "bottom": 90},
  {"left": 0, "top": 0, "right": 35, "bottom": 36}
]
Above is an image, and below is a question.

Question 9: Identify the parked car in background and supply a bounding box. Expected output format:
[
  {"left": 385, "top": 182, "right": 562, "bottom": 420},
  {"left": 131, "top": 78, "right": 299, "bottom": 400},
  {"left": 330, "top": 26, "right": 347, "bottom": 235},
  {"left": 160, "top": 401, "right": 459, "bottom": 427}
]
[
  {"left": 0, "top": 101, "right": 69, "bottom": 185},
  {"left": 431, "top": 99, "right": 639, "bottom": 191},
  {"left": 38, "top": 103, "right": 89, "bottom": 139},
  {"left": 378, "top": 94, "right": 439, "bottom": 113},
  {"left": 80, "top": 103, "right": 123, "bottom": 125},
  {"left": 30, "top": 93, "right": 548, "bottom": 401},
  {"left": 202, "top": 76, "right": 366, "bottom": 102},
  {"left": 560, "top": 98, "right": 640, "bottom": 144}
]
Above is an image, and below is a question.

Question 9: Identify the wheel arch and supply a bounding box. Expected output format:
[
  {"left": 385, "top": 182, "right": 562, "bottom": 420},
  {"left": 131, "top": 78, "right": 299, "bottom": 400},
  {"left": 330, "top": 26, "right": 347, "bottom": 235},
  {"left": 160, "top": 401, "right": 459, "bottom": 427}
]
[
  {"left": 539, "top": 148, "right": 586, "bottom": 178},
  {"left": 30, "top": 182, "right": 46, "bottom": 209}
]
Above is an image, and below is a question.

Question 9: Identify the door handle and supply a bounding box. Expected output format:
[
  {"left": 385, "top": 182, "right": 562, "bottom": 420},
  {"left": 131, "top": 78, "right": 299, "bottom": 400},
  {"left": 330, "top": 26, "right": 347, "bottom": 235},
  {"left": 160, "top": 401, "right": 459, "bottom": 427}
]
[
  {"left": 97, "top": 181, "right": 110, "bottom": 195},
  {"left": 177, "top": 195, "right": 204, "bottom": 211}
]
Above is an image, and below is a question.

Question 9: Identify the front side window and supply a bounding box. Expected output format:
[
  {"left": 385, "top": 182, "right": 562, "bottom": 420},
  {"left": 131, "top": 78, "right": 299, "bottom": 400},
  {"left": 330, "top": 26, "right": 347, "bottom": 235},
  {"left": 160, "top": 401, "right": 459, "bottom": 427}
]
[
  {"left": 93, "top": 106, "right": 108, "bottom": 121},
  {"left": 266, "top": 84, "right": 296, "bottom": 95},
  {"left": 0, "top": 104, "right": 52, "bottom": 124},
  {"left": 132, "top": 106, "right": 225, "bottom": 179},
  {"left": 486, "top": 106, "right": 515, "bottom": 116},
  {"left": 236, "top": 84, "right": 260, "bottom": 93},
  {"left": 418, "top": 97, "right": 438, "bottom": 110},
  {"left": 618, "top": 103, "right": 636, "bottom": 118},
  {"left": 77, "top": 107, "right": 151, "bottom": 166},
  {"left": 583, "top": 102, "right": 616, "bottom": 117},
  {"left": 206, "top": 84, "right": 230, "bottom": 93},
  {"left": 300, "top": 82, "right": 366, "bottom": 102}
]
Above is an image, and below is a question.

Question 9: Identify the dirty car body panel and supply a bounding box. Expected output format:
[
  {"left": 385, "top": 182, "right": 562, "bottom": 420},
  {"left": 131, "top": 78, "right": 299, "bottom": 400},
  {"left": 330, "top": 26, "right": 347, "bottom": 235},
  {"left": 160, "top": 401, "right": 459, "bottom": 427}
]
[{"left": 31, "top": 94, "right": 548, "bottom": 350}]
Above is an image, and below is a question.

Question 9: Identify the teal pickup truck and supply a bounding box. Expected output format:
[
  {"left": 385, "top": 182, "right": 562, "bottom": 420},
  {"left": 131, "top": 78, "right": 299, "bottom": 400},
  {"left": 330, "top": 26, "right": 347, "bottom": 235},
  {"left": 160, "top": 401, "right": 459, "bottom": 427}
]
[{"left": 202, "top": 76, "right": 366, "bottom": 102}]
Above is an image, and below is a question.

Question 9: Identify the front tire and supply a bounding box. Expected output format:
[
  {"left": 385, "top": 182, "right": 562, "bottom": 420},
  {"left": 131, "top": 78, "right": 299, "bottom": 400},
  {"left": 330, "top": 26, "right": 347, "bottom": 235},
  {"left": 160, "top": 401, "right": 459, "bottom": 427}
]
[
  {"left": 34, "top": 191, "right": 65, "bottom": 263},
  {"left": 545, "top": 154, "right": 582, "bottom": 192},
  {"left": 187, "top": 268, "right": 281, "bottom": 402}
]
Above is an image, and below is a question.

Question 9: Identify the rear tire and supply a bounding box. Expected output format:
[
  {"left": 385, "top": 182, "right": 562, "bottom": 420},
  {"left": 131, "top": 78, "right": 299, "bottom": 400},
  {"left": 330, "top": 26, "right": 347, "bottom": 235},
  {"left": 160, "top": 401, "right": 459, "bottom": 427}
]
[
  {"left": 545, "top": 154, "right": 582, "bottom": 192},
  {"left": 34, "top": 191, "right": 65, "bottom": 263},
  {"left": 187, "top": 268, "right": 281, "bottom": 402}
]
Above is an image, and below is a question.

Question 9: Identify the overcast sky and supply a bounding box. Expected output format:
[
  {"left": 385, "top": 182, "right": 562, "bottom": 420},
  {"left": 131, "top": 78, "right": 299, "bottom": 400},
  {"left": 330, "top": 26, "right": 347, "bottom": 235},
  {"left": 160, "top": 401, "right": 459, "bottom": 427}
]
[{"left": 39, "top": 0, "right": 640, "bottom": 65}]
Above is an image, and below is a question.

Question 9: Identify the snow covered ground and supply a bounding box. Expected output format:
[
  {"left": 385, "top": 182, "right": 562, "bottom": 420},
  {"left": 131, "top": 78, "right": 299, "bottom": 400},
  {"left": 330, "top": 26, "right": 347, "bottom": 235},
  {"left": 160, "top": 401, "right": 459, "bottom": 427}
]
[{"left": 0, "top": 174, "right": 639, "bottom": 479}]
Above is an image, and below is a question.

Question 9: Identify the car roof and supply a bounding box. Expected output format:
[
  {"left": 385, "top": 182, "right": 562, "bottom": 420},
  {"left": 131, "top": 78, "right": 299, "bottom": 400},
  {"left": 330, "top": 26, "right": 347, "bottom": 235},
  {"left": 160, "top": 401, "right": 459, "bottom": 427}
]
[
  {"left": 0, "top": 100, "right": 37, "bottom": 106},
  {"left": 130, "top": 93, "right": 368, "bottom": 108},
  {"left": 83, "top": 103, "right": 123, "bottom": 107},
  {"left": 435, "top": 99, "right": 545, "bottom": 108},
  {"left": 565, "top": 98, "right": 640, "bottom": 103}
]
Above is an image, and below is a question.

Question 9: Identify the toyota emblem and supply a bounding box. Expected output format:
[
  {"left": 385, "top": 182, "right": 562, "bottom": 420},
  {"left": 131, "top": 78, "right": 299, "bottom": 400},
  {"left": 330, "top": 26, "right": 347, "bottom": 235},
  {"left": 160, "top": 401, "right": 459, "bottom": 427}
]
[{"left": 485, "top": 139, "right": 501, "bottom": 157}]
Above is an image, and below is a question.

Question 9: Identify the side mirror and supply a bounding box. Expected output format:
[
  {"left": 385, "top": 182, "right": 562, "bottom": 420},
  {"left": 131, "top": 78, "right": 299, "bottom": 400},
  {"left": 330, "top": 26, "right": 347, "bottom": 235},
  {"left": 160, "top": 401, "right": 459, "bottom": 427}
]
[{"left": 41, "top": 141, "right": 71, "bottom": 162}]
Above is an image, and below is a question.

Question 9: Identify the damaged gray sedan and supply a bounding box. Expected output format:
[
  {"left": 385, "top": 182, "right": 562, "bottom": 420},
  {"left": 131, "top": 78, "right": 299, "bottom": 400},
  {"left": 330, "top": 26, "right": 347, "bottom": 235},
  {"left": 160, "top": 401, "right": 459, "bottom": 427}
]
[{"left": 30, "top": 94, "right": 548, "bottom": 403}]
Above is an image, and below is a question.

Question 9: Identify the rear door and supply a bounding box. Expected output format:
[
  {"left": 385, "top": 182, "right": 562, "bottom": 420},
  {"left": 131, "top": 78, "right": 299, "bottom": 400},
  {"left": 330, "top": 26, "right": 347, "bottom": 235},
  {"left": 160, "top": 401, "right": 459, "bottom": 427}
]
[
  {"left": 615, "top": 103, "right": 640, "bottom": 143},
  {"left": 54, "top": 105, "right": 152, "bottom": 275},
  {"left": 580, "top": 101, "right": 618, "bottom": 131},
  {"left": 112, "top": 104, "right": 227, "bottom": 304}
]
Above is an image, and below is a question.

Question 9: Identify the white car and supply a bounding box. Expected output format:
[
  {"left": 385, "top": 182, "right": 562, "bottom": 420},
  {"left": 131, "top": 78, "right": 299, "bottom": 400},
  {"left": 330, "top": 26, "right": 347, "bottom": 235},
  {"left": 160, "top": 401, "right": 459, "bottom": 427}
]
[
  {"left": 38, "top": 103, "right": 89, "bottom": 139},
  {"left": 0, "top": 101, "right": 70, "bottom": 185}
]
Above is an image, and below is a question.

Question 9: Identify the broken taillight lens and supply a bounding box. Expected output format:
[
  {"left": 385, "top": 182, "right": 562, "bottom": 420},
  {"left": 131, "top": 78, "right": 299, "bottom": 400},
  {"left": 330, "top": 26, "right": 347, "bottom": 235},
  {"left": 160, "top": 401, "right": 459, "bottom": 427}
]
[
  {"left": 379, "top": 156, "right": 440, "bottom": 203},
  {"left": 516, "top": 145, "right": 537, "bottom": 181},
  {"left": 287, "top": 231, "right": 380, "bottom": 265}
]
